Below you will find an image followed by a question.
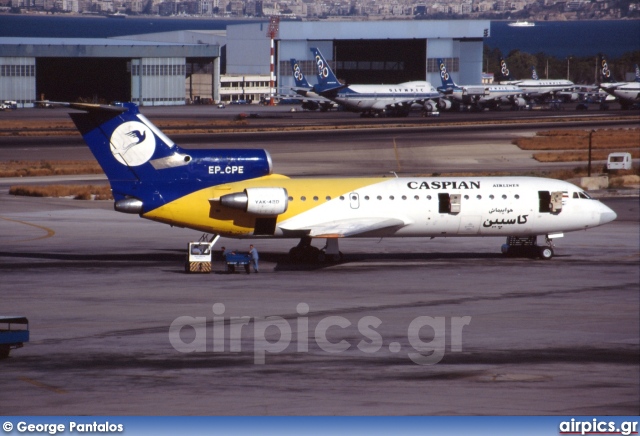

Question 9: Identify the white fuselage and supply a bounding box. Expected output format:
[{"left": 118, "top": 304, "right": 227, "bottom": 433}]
[
  {"left": 504, "top": 79, "right": 575, "bottom": 98},
  {"left": 600, "top": 81, "right": 640, "bottom": 103},
  {"left": 334, "top": 81, "right": 439, "bottom": 111},
  {"left": 448, "top": 84, "right": 523, "bottom": 104},
  {"left": 276, "top": 177, "right": 616, "bottom": 238}
]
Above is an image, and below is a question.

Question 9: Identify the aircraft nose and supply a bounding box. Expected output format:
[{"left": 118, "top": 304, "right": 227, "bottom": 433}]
[{"left": 599, "top": 203, "right": 617, "bottom": 225}]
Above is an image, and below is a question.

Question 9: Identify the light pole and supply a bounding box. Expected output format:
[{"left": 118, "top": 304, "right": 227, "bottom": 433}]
[
  {"left": 588, "top": 129, "right": 595, "bottom": 177},
  {"left": 567, "top": 56, "right": 572, "bottom": 81}
]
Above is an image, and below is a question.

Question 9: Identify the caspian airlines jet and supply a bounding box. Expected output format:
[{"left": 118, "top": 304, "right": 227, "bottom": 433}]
[
  {"left": 64, "top": 102, "right": 616, "bottom": 262},
  {"left": 310, "top": 47, "right": 441, "bottom": 117},
  {"left": 497, "top": 58, "right": 577, "bottom": 102},
  {"left": 436, "top": 58, "right": 526, "bottom": 110},
  {"left": 598, "top": 58, "right": 640, "bottom": 109}
]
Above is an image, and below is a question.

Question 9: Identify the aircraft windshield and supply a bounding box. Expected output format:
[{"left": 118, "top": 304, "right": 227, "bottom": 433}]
[{"left": 572, "top": 192, "right": 593, "bottom": 199}]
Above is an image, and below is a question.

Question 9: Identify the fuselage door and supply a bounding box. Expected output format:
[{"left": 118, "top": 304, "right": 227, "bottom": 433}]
[
  {"left": 539, "top": 191, "right": 563, "bottom": 214},
  {"left": 538, "top": 191, "right": 551, "bottom": 213},
  {"left": 349, "top": 192, "right": 360, "bottom": 209},
  {"left": 438, "top": 193, "right": 461, "bottom": 214}
]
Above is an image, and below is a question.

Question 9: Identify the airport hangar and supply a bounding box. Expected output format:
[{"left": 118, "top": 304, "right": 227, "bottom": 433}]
[{"left": 0, "top": 20, "right": 490, "bottom": 108}]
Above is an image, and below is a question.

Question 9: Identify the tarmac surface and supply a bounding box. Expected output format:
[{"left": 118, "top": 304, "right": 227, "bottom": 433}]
[
  {"left": 1, "top": 104, "right": 639, "bottom": 176},
  {"left": 0, "top": 105, "right": 638, "bottom": 416}
]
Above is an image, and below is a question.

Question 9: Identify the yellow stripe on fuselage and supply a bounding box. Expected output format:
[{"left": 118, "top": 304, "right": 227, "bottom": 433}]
[{"left": 142, "top": 174, "right": 385, "bottom": 236}]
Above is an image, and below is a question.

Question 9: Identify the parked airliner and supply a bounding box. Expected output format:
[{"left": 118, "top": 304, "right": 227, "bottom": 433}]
[
  {"left": 310, "top": 47, "right": 441, "bottom": 117},
  {"left": 497, "top": 58, "right": 577, "bottom": 102},
  {"left": 62, "top": 102, "right": 616, "bottom": 262},
  {"left": 436, "top": 58, "right": 526, "bottom": 110},
  {"left": 598, "top": 58, "right": 640, "bottom": 109}
]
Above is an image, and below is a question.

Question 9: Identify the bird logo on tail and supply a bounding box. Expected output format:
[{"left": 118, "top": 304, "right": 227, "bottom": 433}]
[{"left": 110, "top": 121, "right": 156, "bottom": 167}]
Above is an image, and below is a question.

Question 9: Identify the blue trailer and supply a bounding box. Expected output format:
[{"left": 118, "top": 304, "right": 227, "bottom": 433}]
[
  {"left": 225, "top": 253, "right": 252, "bottom": 274},
  {"left": 0, "top": 316, "right": 29, "bottom": 359}
]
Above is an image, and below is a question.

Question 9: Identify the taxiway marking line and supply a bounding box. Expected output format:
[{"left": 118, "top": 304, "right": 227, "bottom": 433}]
[
  {"left": 0, "top": 216, "right": 55, "bottom": 241},
  {"left": 393, "top": 138, "right": 402, "bottom": 172},
  {"left": 19, "top": 377, "right": 67, "bottom": 394}
]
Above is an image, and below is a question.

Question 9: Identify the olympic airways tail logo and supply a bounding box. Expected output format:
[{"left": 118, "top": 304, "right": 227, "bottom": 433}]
[
  {"left": 110, "top": 121, "right": 156, "bottom": 167},
  {"left": 439, "top": 61, "right": 449, "bottom": 81},
  {"left": 601, "top": 60, "right": 611, "bottom": 79},
  {"left": 293, "top": 62, "right": 304, "bottom": 82},
  {"left": 315, "top": 55, "right": 329, "bottom": 79},
  {"left": 500, "top": 60, "right": 510, "bottom": 77},
  {"left": 531, "top": 67, "right": 539, "bottom": 80},
  {"left": 635, "top": 64, "right": 640, "bottom": 79}
]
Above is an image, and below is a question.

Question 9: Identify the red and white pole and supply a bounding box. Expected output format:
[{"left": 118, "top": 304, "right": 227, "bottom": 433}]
[{"left": 269, "top": 37, "right": 275, "bottom": 106}]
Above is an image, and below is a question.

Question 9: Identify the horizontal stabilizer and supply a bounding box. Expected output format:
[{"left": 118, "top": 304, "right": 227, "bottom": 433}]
[{"left": 35, "top": 101, "right": 128, "bottom": 113}]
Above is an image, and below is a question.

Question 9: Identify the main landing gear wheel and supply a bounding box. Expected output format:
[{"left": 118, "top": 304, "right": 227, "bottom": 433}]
[
  {"left": 318, "top": 251, "right": 344, "bottom": 263},
  {"left": 289, "top": 236, "right": 321, "bottom": 263},
  {"left": 289, "top": 237, "right": 344, "bottom": 264},
  {"left": 538, "top": 246, "right": 554, "bottom": 260}
]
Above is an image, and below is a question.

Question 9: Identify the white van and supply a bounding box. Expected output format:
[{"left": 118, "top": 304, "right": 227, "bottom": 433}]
[
  {"left": 607, "top": 152, "right": 632, "bottom": 171},
  {"left": 2, "top": 100, "right": 17, "bottom": 110}
]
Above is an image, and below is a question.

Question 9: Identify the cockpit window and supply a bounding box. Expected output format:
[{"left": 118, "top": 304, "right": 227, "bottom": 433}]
[
  {"left": 573, "top": 192, "right": 579, "bottom": 198},
  {"left": 578, "top": 192, "right": 592, "bottom": 199}
]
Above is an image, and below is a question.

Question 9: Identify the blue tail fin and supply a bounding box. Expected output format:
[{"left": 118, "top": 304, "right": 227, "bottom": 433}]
[
  {"left": 531, "top": 66, "right": 539, "bottom": 80},
  {"left": 497, "top": 58, "right": 514, "bottom": 81},
  {"left": 599, "top": 57, "right": 617, "bottom": 83},
  {"left": 635, "top": 64, "right": 640, "bottom": 82},
  {"left": 309, "top": 47, "right": 343, "bottom": 92},
  {"left": 69, "top": 103, "right": 176, "bottom": 188},
  {"left": 290, "top": 59, "right": 311, "bottom": 88},
  {"left": 437, "top": 58, "right": 456, "bottom": 89},
  {"left": 69, "top": 103, "right": 272, "bottom": 213}
]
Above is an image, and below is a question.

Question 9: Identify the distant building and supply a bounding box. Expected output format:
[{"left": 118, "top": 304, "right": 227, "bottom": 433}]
[
  {"left": 0, "top": 20, "right": 489, "bottom": 107},
  {"left": 219, "top": 74, "right": 271, "bottom": 103}
]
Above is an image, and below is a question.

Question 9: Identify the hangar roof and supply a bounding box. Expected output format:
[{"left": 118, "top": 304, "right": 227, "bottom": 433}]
[
  {"left": 112, "top": 30, "right": 227, "bottom": 45},
  {"left": 0, "top": 37, "right": 219, "bottom": 57},
  {"left": 231, "top": 19, "right": 490, "bottom": 40}
]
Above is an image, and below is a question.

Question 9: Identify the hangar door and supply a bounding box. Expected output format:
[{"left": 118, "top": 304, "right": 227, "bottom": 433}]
[
  {"left": 131, "top": 57, "right": 187, "bottom": 106},
  {"left": 331, "top": 39, "right": 426, "bottom": 85},
  {"left": 36, "top": 58, "right": 130, "bottom": 103}
]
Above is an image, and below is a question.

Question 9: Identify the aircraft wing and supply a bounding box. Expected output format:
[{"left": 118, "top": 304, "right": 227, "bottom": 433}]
[
  {"left": 280, "top": 217, "right": 407, "bottom": 238},
  {"left": 373, "top": 96, "right": 436, "bottom": 110},
  {"left": 389, "top": 97, "right": 420, "bottom": 107},
  {"left": 290, "top": 90, "right": 330, "bottom": 102},
  {"left": 316, "top": 84, "right": 350, "bottom": 96},
  {"left": 290, "top": 87, "right": 313, "bottom": 96}
]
